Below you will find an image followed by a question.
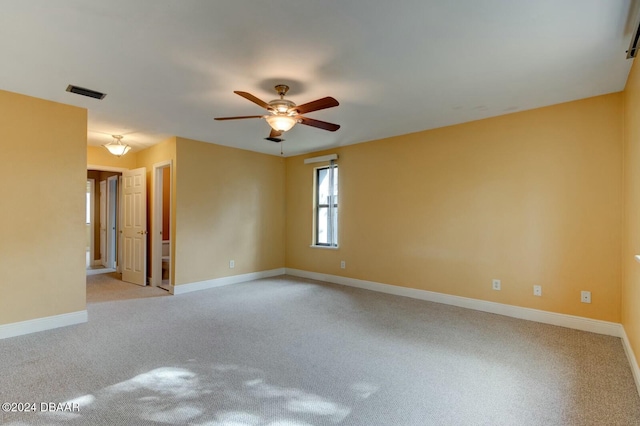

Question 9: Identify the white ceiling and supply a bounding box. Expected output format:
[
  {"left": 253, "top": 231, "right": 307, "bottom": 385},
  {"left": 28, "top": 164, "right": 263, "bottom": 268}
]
[{"left": 0, "top": 0, "right": 637, "bottom": 156}]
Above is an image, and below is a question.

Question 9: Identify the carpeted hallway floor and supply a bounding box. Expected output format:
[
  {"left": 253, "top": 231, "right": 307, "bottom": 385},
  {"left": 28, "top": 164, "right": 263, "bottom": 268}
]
[{"left": 1, "top": 273, "right": 639, "bottom": 425}]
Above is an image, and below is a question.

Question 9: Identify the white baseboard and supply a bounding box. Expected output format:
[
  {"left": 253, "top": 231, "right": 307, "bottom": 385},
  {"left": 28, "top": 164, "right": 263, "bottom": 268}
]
[
  {"left": 285, "top": 268, "right": 623, "bottom": 337},
  {"left": 171, "top": 268, "right": 286, "bottom": 295},
  {"left": 621, "top": 328, "right": 640, "bottom": 397},
  {"left": 0, "top": 310, "right": 88, "bottom": 340}
]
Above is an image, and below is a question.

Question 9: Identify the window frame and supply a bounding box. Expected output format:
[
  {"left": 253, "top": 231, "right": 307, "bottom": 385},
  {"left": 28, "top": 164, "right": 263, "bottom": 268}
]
[{"left": 313, "top": 164, "right": 338, "bottom": 248}]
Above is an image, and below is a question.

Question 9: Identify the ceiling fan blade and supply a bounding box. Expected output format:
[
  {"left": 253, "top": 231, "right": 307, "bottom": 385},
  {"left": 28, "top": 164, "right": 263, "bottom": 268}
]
[
  {"left": 269, "top": 128, "right": 283, "bottom": 138},
  {"left": 214, "top": 115, "right": 263, "bottom": 121},
  {"left": 234, "top": 91, "right": 271, "bottom": 110},
  {"left": 299, "top": 116, "right": 340, "bottom": 132},
  {"left": 294, "top": 97, "right": 339, "bottom": 115}
]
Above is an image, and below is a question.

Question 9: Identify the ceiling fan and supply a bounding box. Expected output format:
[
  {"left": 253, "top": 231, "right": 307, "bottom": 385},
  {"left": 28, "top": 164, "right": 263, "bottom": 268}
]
[{"left": 215, "top": 85, "right": 340, "bottom": 142}]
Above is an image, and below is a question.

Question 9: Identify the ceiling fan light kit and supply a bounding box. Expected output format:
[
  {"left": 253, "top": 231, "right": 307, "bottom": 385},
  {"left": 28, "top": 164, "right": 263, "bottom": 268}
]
[
  {"left": 215, "top": 84, "right": 340, "bottom": 141},
  {"left": 265, "top": 115, "right": 299, "bottom": 132},
  {"left": 103, "top": 135, "right": 131, "bottom": 157}
]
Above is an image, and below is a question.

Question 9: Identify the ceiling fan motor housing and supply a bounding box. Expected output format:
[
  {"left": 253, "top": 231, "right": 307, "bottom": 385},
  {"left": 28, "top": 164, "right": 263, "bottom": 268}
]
[{"left": 268, "top": 98, "right": 297, "bottom": 114}]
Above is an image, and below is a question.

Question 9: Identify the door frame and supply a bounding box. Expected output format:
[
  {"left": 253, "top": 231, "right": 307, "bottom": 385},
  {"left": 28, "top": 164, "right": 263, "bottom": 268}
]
[
  {"left": 106, "top": 175, "right": 118, "bottom": 269},
  {"left": 99, "top": 180, "right": 107, "bottom": 267},
  {"left": 87, "top": 178, "right": 95, "bottom": 268},
  {"left": 152, "top": 160, "right": 173, "bottom": 287},
  {"left": 87, "top": 165, "right": 128, "bottom": 272}
]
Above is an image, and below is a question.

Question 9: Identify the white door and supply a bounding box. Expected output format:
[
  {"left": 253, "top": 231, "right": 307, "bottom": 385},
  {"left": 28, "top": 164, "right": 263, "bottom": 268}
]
[
  {"left": 106, "top": 176, "right": 118, "bottom": 269},
  {"left": 99, "top": 180, "right": 107, "bottom": 267},
  {"left": 122, "top": 167, "right": 147, "bottom": 286}
]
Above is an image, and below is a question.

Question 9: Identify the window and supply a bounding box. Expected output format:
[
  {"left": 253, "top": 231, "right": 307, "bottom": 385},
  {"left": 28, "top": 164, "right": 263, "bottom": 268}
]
[{"left": 314, "top": 163, "right": 338, "bottom": 247}]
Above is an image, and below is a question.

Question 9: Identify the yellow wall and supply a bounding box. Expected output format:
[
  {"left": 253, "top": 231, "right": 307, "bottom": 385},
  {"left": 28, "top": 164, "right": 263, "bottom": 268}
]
[
  {"left": 0, "top": 89, "right": 87, "bottom": 325},
  {"left": 623, "top": 58, "right": 640, "bottom": 366},
  {"left": 87, "top": 145, "right": 137, "bottom": 170},
  {"left": 174, "top": 137, "right": 285, "bottom": 285},
  {"left": 286, "top": 93, "right": 623, "bottom": 322},
  {"left": 0, "top": 84, "right": 624, "bottom": 336}
]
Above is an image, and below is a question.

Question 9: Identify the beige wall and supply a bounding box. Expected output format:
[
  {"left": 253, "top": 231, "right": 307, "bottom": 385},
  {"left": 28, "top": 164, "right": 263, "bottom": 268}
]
[
  {"left": 0, "top": 89, "right": 87, "bottom": 325},
  {"left": 87, "top": 136, "right": 285, "bottom": 287},
  {"left": 286, "top": 93, "right": 623, "bottom": 322},
  {"left": 174, "top": 137, "right": 285, "bottom": 285},
  {"left": 0, "top": 82, "right": 624, "bottom": 337},
  {"left": 623, "top": 58, "right": 640, "bottom": 368}
]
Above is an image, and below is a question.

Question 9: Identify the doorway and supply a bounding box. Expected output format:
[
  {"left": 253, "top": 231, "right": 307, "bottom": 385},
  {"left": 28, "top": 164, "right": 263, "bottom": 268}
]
[
  {"left": 86, "top": 179, "right": 95, "bottom": 269},
  {"left": 152, "top": 161, "right": 172, "bottom": 291},
  {"left": 87, "top": 170, "right": 121, "bottom": 275}
]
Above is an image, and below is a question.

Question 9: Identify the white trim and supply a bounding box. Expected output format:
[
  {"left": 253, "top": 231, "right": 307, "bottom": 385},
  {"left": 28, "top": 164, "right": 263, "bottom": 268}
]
[
  {"left": 171, "top": 268, "right": 285, "bottom": 295},
  {"left": 117, "top": 175, "right": 123, "bottom": 274},
  {"left": 309, "top": 245, "right": 339, "bottom": 250},
  {"left": 87, "top": 178, "right": 95, "bottom": 268},
  {"left": 621, "top": 328, "right": 640, "bottom": 397},
  {"left": 152, "top": 160, "right": 172, "bottom": 287},
  {"left": 99, "top": 180, "right": 107, "bottom": 268},
  {"left": 304, "top": 154, "right": 338, "bottom": 164},
  {"left": 284, "top": 268, "right": 623, "bottom": 337},
  {"left": 0, "top": 311, "right": 88, "bottom": 340},
  {"left": 106, "top": 175, "right": 118, "bottom": 269}
]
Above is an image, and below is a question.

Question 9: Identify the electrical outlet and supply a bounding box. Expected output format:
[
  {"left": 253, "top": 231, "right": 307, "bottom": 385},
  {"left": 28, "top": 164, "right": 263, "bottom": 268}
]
[
  {"left": 581, "top": 291, "right": 591, "bottom": 304},
  {"left": 229, "top": 260, "right": 235, "bottom": 269},
  {"left": 492, "top": 279, "right": 501, "bottom": 291},
  {"left": 533, "top": 285, "right": 542, "bottom": 296},
  {"left": 340, "top": 260, "right": 346, "bottom": 269}
]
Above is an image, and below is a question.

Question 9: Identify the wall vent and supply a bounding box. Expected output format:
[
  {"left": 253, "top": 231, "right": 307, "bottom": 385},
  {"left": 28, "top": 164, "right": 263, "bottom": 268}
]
[{"left": 65, "top": 84, "right": 106, "bottom": 100}]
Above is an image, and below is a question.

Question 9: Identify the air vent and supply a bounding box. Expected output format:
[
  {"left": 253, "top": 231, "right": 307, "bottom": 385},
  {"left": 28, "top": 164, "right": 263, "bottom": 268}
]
[
  {"left": 65, "top": 84, "right": 106, "bottom": 100},
  {"left": 265, "top": 137, "right": 285, "bottom": 143},
  {"left": 628, "top": 17, "right": 640, "bottom": 58}
]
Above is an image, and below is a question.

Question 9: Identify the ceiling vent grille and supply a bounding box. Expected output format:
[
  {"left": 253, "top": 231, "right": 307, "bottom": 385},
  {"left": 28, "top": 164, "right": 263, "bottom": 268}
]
[
  {"left": 65, "top": 84, "right": 106, "bottom": 100},
  {"left": 265, "top": 136, "right": 285, "bottom": 143},
  {"left": 628, "top": 17, "right": 640, "bottom": 58}
]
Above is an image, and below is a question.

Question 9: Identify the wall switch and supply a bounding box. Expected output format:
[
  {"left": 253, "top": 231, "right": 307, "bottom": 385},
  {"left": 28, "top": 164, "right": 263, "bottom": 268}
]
[
  {"left": 340, "top": 260, "right": 346, "bottom": 269},
  {"left": 492, "top": 279, "right": 501, "bottom": 290},
  {"left": 533, "top": 285, "right": 542, "bottom": 296},
  {"left": 229, "top": 260, "right": 235, "bottom": 269},
  {"left": 581, "top": 291, "right": 591, "bottom": 303}
]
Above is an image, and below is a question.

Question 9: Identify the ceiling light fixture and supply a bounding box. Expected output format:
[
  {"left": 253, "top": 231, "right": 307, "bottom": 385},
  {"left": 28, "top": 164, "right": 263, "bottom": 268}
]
[
  {"left": 265, "top": 115, "right": 298, "bottom": 132},
  {"left": 103, "top": 135, "right": 131, "bottom": 157}
]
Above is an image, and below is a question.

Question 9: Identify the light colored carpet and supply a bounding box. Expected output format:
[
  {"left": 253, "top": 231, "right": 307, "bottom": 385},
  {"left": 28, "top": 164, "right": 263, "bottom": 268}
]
[
  {"left": 85, "top": 272, "right": 169, "bottom": 303},
  {"left": 1, "top": 274, "right": 639, "bottom": 425}
]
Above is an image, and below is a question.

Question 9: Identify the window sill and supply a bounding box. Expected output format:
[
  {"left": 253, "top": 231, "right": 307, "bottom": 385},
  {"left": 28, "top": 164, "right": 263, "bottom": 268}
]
[{"left": 310, "top": 245, "right": 339, "bottom": 250}]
